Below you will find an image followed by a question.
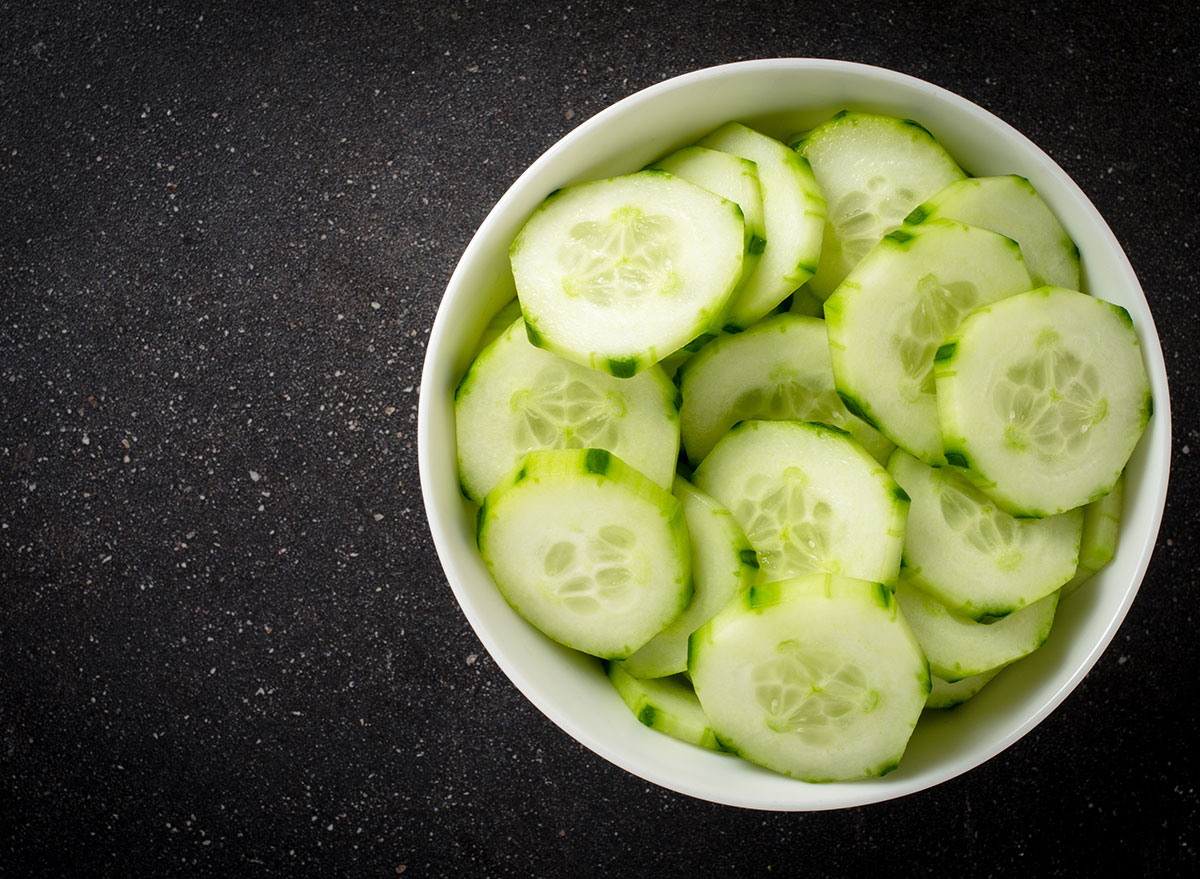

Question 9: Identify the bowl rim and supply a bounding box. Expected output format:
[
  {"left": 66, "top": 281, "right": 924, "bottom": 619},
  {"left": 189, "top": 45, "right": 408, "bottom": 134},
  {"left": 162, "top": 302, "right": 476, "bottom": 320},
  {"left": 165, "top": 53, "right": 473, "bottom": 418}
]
[{"left": 418, "top": 57, "right": 1172, "bottom": 810}]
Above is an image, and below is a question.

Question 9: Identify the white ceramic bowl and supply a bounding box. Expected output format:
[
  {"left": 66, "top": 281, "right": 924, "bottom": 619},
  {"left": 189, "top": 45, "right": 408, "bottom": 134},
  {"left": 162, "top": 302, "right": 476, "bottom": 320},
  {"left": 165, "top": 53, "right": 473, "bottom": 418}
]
[{"left": 418, "top": 59, "right": 1171, "bottom": 810}]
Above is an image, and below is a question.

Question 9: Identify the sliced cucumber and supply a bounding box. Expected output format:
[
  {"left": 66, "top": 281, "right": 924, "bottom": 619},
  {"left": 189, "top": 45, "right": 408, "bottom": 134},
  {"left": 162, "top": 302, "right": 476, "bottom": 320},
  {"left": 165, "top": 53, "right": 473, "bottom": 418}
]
[
  {"left": 895, "top": 575, "right": 1059, "bottom": 682},
  {"left": 1062, "top": 473, "right": 1125, "bottom": 597},
  {"left": 606, "top": 662, "right": 729, "bottom": 753},
  {"left": 648, "top": 145, "right": 766, "bottom": 331},
  {"left": 689, "top": 574, "right": 929, "bottom": 782},
  {"left": 936, "top": 287, "right": 1153, "bottom": 517},
  {"left": 794, "top": 111, "right": 966, "bottom": 301},
  {"left": 477, "top": 449, "right": 691, "bottom": 660},
  {"left": 888, "top": 448, "right": 1081, "bottom": 620},
  {"left": 677, "top": 313, "right": 894, "bottom": 466},
  {"left": 824, "top": 217, "right": 1034, "bottom": 465},
  {"left": 511, "top": 170, "right": 745, "bottom": 376},
  {"left": 618, "top": 478, "right": 758, "bottom": 679},
  {"left": 455, "top": 317, "right": 681, "bottom": 504},
  {"left": 926, "top": 668, "right": 1002, "bottom": 710},
  {"left": 906, "top": 175, "right": 1080, "bottom": 290},
  {"left": 696, "top": 122, "right": 825, "bottom": 330},
  {"left": 693, "top": 420, "right": 908, "bottom": 587}
]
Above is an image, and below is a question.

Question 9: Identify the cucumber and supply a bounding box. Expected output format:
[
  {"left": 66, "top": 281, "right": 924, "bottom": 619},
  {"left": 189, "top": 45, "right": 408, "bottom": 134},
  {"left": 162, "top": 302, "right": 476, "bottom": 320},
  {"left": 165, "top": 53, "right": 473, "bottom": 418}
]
[
  {"left": 618, "top": 477, "right": 758, "bottom": 679},
  {"left": 935, "top": 287, "right": 1153, "bottom": 517},
  {"left": 905, "top": 175, "right": 1080, "bottom": 290},
  {"left": 696, "top": 122, "right": 825, "bottom": 330},
  {"left": 648, "top": 145, "right": 767, "bottom": 331},
  {"left": 511, "top": 169, "right": 745, "bottom": 376},
  {"left": 677, "top": 313, "right": 894, "bottom": 467},
  {"left": 888, "top": 448, "right": 1082, "bottom": 621},
  {"left": 605, "top": 662, "right": 729, "bottom": 753},
  {"left": 1062, "top": 473, "right": 1125, "bottom": 597},
  {"left": 926, "top": 668, "right": 1002, "bottom": 710},
  {"left": 894, "top": 575, "right": 1059, "bottom": 682},
  {"left": 692, "top": 420, "right": 908, "bottom": 587},
  {"left": 824, "top": 217, "right": 1034, "bottom": 465},
  {"left": 455, "top": 317, "right": 681, "bottom": 504},
  {"left": 794, "top": 111, "right": 966, "bottom": 301},
  {"left": 689, "top": 574, "right": 929, "bottom": 782},
  {"left": 477, "top": 449, "right": 692, "bottom": 659}
]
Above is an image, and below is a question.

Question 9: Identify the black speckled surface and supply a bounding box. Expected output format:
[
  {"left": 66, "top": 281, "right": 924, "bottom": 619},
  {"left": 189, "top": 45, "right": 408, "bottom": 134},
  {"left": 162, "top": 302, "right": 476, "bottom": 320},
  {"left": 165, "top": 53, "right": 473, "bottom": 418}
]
[{"left": 2, "top": 2, "right": 1197, "bottom": 876}]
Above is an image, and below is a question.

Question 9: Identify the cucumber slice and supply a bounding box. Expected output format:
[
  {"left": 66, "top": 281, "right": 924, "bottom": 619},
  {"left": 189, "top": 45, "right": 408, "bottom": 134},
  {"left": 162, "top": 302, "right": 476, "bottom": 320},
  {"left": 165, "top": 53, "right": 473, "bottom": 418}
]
[
  {"left": 677, "top": 313, "right": 894, "bottom": 466},
  {"left": 894, "top": 575, "right": 1059, "bottom": 682},
  {"left": 1062, "top": 473, "right": 1125, "bottom": 597},
  {"left": 935, "top": 287, "right": 1153, "bottom": 517},
  {"left": 648, "top": 145, "right": 766, "bottom": 331},
  {"left": 795, "top": 111, "right": 966, "bottom": 301},
  {"left": 926, "top": 668, "right": 1002, "bottom": 710},
  {"left": 618, "top": 478, "right": 758, "bottom": 679},
  {"left": 511, "top": 169, "right": 745, "bottom": 376},
  {"left": 693, "top": 421, "right": 908, "bottom": 587},
  {"left": 888, "top": 448, "right": 1081, "bottom": 620},
  {"left": 605, "top": 662, "right": 729, "bottom": 753},
  {"left": 689, "top": 574, "right": 929, "bottom": 782},
  {"left": 477, "top": 449, "right": 692, "bottom": 659},
  {"left": 824, "top": 217, "right": 1034, "bottom": 465},
  {"left": 455, "top": 318, "right": 681, "bottom": 503},
  {"left": 696, "top": 122, "right": 825, "bottom": 330},
  {"left": 906, "top": 175, "right": 1081, "bottom": 290}
]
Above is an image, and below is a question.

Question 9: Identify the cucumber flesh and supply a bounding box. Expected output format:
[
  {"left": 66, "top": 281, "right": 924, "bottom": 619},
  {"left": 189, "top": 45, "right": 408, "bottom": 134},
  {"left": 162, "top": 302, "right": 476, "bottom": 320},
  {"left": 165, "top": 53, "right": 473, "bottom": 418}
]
[
  {"left": 825, "top": 217, "right": 1034, "bottom": 465},
  {"left": 795, "top": 111, "right": 966, "bottom": 301},
  {"left": 511, "top": 170, "right": 745, "bottom": 376},
  {"left": 1062, "top": 473, "right": 1125, "bottom": 597},
  {"left": 618, "top": 478, "right": 758, "bottom": 679},
  {"left": 677, "top": 312, "right": 894, "bottom": 466},
  {"left": 926, "top": 668, "right": 1002, "bottom": 710},
  {"left": 606, "top": 662, "right": 729, "bottom": 753},
  {"left": 477, "top": 449, "right": 692, "bottom": 660},
  {"left": 689, "top": 574, "right": 929, "bottom": 782},
  {"left": 455, "top": 318, "right": 681, "bottom": 504},
  {"left": 888, "top": 448, "right": 1081, "bottom": 620},
  {"left": 693, "top": 420, "right": 908, "bottom": 587},
  {"left": 936, "top": 287, "right": 1153, "bottom": 517},
  {"left": 697, "top": 123, "right": 825, "bottom": 330},
  {"left": 906, "top": 175, "right": 1080, "bottom": 290}
]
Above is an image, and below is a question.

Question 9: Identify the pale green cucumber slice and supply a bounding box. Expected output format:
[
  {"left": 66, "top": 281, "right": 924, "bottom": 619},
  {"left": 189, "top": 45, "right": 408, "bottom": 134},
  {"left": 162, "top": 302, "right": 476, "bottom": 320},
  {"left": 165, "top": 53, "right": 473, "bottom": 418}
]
[
  {"left": 618, "top": 478, "right": 758, "bottom": 678},
  {"left": 689, "top": 574, "right": 929, "bottom": 782},
  {"left": 511, "top": 169, "right": 744, "bottom": 376},
  {"left": 605, "top": 662, "right": 729, "bottom": 753},
  {"left": 935, "top": 287, "right": 1153, "bottom": 517},
  {"left": 477, "top": 449, "right": 691, "bottom": 659},
  {"left": 888, "top": 448, "right": 1081, "bottom": 620},
  {"left": 825, "top": 217, "right": 1034, "bottom": 465},
  {"left": 926, "top": 668, "right": 1002, "bottom": 710},
  {"left": 677, "top": 313, "right": 894, "bottom": 466},
  {"left": 1062, "top": 473, "right": 1125, "bottom": 597},
  {"left": 455, "top": 318, "right": 681, "bottom": 504},
  {"left": 648, "top": 145, "right": 766, "bottom": 331},
  {"left": 472, "top": 295, "right": 524, "bottom": 359},
  {"left": 696, "top": 122, "right": 825, "bottom": 330},
  {"left": 906, "top": 175, "right": 1080, "bottom": 290},
  {"left": 795, "top": 111, "right": 966, "bottom": 301},
  {"left": 693, "top": 421, "right": 908, "bottom": 587},
  {"left": 895, "top": 575, "right": 1059, "bottom": 682}
]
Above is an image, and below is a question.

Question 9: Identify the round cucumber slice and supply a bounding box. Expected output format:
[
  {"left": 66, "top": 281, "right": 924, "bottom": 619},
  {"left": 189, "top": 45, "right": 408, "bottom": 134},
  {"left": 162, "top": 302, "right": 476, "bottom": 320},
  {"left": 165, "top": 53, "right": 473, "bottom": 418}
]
[
  {"left": 605, "top": 662, "right": 729, "bottom": 753},
  {"left": 455, "top": 317, "right": 680, "bottom": 503},
  {"left": 925, "top": 668, "right": 1002, "bottom": 710},
  {"left": 935, "top": 287, "right": 1153, "bottom": 517},
  {"left": 477, "top": 449, "right": 692, "bottom": 660},
  {"left": 692, "top": 420, "right": 908, "bottom": 587},
  {"left": 689, "top": 574, "right": 929, "bottom": 782},
  {"left": 510, "top": 169, "right": 745, "bottom": 376}
]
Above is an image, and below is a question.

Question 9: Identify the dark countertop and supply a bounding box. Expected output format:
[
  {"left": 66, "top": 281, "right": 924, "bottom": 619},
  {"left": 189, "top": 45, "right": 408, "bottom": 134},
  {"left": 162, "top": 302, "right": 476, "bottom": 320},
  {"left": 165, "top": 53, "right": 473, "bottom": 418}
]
[{"left": 2, "top": 2, "right": 1196, "bottom": 876}]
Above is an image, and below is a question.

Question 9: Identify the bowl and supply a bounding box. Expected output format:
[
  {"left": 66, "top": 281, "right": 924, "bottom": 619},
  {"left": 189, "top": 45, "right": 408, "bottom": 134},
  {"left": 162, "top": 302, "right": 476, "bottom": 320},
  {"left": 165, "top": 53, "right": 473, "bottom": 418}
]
[{"left": 417, "top": 59, "right": 1171, "bottom": 810}]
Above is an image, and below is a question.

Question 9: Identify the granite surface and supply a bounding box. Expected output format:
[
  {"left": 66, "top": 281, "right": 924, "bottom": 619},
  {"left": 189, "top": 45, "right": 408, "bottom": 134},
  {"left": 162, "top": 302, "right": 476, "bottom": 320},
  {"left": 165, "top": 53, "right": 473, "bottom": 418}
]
[{"left": 2, "top": 2, "right": 1197, "bottom": 876}]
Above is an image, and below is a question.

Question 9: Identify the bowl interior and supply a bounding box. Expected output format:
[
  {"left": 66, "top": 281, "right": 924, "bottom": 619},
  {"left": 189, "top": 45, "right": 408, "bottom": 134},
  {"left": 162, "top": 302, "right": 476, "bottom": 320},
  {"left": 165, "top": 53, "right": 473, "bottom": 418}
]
[{"left": 418, "top": 59, "right": 1171, "bottom": 810}]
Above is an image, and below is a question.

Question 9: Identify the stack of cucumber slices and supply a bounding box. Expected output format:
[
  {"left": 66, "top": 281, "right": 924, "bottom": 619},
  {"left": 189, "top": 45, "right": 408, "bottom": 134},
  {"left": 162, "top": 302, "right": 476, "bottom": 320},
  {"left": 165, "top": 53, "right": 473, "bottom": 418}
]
[{"left": 453, "top": 110, "right": 1154, "bottom": 783}]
